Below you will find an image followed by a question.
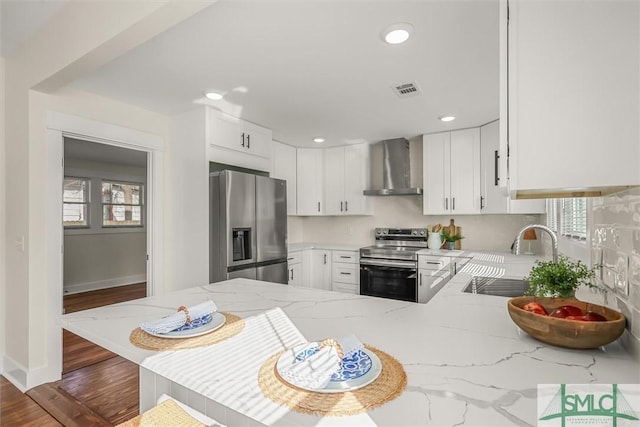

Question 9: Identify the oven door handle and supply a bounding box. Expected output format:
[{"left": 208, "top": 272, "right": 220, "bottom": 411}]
[{"left": 360, "top": 258, "right": 416, "bottom": 269}]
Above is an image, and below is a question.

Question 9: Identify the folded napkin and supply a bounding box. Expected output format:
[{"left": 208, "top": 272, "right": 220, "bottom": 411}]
[
  {"left": 140, "top": 300, "right": 217, "bottom": 334},
  {"left": 279, "top": 334, "right": 364, "bottom": 390}
]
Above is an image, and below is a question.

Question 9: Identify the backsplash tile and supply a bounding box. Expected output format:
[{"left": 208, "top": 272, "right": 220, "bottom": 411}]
[{"left": 591, "top": 188, "right": 640, "bottom": 360}]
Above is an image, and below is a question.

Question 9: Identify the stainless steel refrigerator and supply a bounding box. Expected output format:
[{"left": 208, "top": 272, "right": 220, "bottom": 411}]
[{"left": 209, "top": 170, "right": 288, "bottom": 284}]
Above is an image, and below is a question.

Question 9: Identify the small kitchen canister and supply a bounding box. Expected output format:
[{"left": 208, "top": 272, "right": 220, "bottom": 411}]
[{"left": 427, "top": 232, "right": 443, "bottom": 249}]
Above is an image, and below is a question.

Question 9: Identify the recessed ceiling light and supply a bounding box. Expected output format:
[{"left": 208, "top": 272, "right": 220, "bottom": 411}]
[
  {"left": 383, "top": 23, "right": 414, "bottom": 44},
  {"left": 205, "top": 91, "right": 223, "bottom": 100},
  {"left": 313, "top": 137, "right": 325, "bottom": 144},
  {"left": 439, "top": 115, "right": 456, "bottom": 122}
]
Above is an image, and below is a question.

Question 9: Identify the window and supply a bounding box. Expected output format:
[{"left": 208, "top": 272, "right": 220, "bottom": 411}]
[
  {"left": 546, "top": 199, "right": 558, "bottom": 233},
  {"left": 561, "top": 197, "right": 587, "bottom": 240},
  {"left": 101, "top": 181, "right": 144, "bottom": 227},
  {"left": 63, "top": 177, "right": 90, "bottom": 227}
]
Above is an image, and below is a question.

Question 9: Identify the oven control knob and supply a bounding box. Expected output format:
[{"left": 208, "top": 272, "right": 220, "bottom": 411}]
[
  {"left": 412, "top": 229, "right": 418, "bottom": 236},
  {"left": 376, "top": 229, "right": 382, "bottom": 235},
  {"left": 420, "top": 230, "right": 426, "bottom": 236}
]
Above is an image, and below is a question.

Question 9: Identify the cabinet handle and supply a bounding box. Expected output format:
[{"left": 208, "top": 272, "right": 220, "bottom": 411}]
[
  {"left": 419, "top": 272, "right": 423, "bottom": 287},
  {"left": 317, "top": 202, "right": 321, "bottom": 212},
  {"left": 247, "top": 134, "right": 250, "bottom": 149},
  {"left": 494, "top": 150, "right": 500, "bottom": 186},
  {"left": 241, "top": 132, "right": 245, "bottom": 147},
  {"left": 340, "top": 272, "right": 351, "bottom": 276},
  {"left": 324, "top": 254, "right": 327, "bottom": 264},
  {"left": 452, "top": 197, "right": 456, "bottom": 211},
  {"left": 445, "top": 198, "right": 449, "bottom": 210},
  {"left": 340, "top": 201, "right": 343, "bottom": 212},
  {"left": 340, "top": 255, "right": 351, "bottom": 259},
  {"left": 290, "top": 269, "right": 294, "bottom": 281},
  {"left": 480, "top": 196, "right": 485, "bottom": 210},
  {"left": 345, "top": 200, "right": 348, "bottom": 212}
]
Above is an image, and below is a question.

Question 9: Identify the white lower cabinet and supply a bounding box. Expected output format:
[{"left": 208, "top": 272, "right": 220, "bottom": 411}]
[
  {"left": 331, "top": 250, "right": 359, "bottom": 294},
  {"left": 303, "top": 249, "right": 332, "bottom": 290},
  {"left": 287, "top": 250, "right": 303, "bottom": 287},
  {"left": 418, "top": 255, "right": 452, "bottom": 303}
]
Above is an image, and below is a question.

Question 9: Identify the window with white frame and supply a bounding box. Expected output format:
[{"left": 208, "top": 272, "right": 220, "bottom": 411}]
[
  {"left": 561, "top": 197, "right": 587, "bottom": 240},
  {"left": 63, "top": 177, "right": 90, "bottom": 228},
  {"left": 101, "top": 181, "right": 144, "bottom": 227}
]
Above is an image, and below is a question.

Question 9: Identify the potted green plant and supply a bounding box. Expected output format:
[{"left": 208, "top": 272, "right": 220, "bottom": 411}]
[
  {"left": 441, "top": 229, "right": 464, "bottom": 250},
  {"left": 524, "top": 255, "right": 597, "bottom": 298}
]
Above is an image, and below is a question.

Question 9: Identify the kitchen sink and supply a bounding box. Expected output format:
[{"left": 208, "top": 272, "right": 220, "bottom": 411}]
[{"left": 463, "top": 276, "right": 530, "bottom": 297}]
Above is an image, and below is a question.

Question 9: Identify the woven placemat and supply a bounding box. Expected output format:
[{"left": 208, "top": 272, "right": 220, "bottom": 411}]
[
  {"left": 116, "top": 399, "right": 206, "bottom": 427},
  {"left": 258, "top": 346, "right": 407, "bottom": 416},
  {"left": 129, "top": 312, "right": 244, "bottom": 351}
]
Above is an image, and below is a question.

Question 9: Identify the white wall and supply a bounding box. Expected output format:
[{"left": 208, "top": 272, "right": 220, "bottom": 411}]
[
  {"left": 64, "top": 233, "right": 146, "bottom": 294},
  {"left": 167, "top": 108, "right": 209, "bottom": 291},
  {"left": 296, "top": 196, "right": 541, "bottom": 252},
  {"left": 588, "top": 187, "right": 640, "bottom": 360},
  {"left": 0, "top": 56, "right": 6, "bottom": 368}
]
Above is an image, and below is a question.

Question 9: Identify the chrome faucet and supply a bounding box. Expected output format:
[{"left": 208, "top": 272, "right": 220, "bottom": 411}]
[{"left": 513, "top": 224, "right": 558, "bottom": 263}]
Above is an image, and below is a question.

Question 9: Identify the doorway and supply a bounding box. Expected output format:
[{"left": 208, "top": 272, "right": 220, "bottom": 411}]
[
  {"left": 63, "top": 138, "right": 148, "bottom": 298},
  {"left": 42, "top": 111, "right": 164, "bottom": 388}
]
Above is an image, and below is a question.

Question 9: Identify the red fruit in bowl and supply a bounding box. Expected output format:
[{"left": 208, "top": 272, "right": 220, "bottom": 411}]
[
  {"left": 583, "top": 311, "right": 607, "bottom": 322},
  {"left": 523, "top": 302, "right": 548, "bottom": 315},
  {"left": 565, "top": 315, "right": 587, "bottom": 321},
  {"left": 549, "top": 307, "right": 571, "bottom": 318},
  {"left": 559, "top": 305, "right": 584, "bottom": 316}
]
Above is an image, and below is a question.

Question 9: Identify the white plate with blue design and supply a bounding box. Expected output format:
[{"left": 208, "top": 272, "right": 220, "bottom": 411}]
[
  {"left": 275, "top": 342, "right": 382, "bottom": 393},
  {"left": 150, "top": 312, "right": 226, "bottom": 339}
]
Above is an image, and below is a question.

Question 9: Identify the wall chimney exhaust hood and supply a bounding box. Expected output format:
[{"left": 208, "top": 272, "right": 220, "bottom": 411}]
[{"left": 363, "top": 138, "right": 423, "bottom": 196}]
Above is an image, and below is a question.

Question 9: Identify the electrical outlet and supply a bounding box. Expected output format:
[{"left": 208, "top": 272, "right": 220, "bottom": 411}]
[{"left": 15, "top": 236, "right": 24, "bottom": 252}]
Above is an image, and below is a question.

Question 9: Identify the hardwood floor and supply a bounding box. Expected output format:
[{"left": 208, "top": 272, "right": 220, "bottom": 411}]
[
  {"left": 1, "top": 283, "right": 146, "bottom": 426},
  {"left": 0, "top": 376, "right": 63, "bottom": 427}
]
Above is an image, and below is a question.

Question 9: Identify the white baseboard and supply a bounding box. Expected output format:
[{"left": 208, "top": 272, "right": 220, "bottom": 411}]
[
  {"left": 64, "top": 274, "right": 146, "bottom": 295},
  {"left": 2, "top": 354, "right": 61, "bottom": 392},
  {"left": 2, "top": 355, "right": 28, "bottom": 392}
]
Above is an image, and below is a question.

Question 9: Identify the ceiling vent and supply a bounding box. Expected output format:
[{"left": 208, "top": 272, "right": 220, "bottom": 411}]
[{"left": 391, "top": 82, "right": 421, "bottom": 98}]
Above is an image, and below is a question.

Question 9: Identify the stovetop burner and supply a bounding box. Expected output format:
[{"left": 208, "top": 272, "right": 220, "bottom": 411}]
[{"left": 360, "top": 227, "right": 428, "bottom": 261}]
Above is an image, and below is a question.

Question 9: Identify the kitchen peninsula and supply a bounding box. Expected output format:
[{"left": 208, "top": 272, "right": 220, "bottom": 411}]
[{"left": 60, "top": 255, "right": 639, "bottom": 426}]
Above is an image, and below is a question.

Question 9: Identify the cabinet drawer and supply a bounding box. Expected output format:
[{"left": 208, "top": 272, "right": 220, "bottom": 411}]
[
  {"left": 332, "top": 282, "right": 358, "bottom": 294},
  {"left": 332, "top": 264, "right": 359, "bottom": 285},
  {"left": 287, "top": 251, "right": 302, "bottom": 265},
  {"left": 332, "top": 250, "right": 359, "bottom": 264},
  {"left": 418, "top": 256, "right": 451, "bottom": 270}
]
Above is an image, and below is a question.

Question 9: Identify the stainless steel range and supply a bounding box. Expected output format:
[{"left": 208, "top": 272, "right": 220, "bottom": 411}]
[{"left": 360, "top": 227, "right": 427, "bottom": 303}]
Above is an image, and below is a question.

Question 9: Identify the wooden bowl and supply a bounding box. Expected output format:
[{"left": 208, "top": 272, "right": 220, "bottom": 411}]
[{"left": 507, "top": 296, "right": 626, "bottom": 349}]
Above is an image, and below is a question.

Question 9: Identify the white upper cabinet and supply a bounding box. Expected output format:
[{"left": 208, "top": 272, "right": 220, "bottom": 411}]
[
  {"left": 501, "top": 0, "right": 640, "bottom": 198},
  {"left": 323, "top": 144, "right": 372, "bottom": 215},
  {"left": 271, "top": 141, "right": 297, "bottom": 215},
  {"left": 423, "top": 129, "right": 481, "bottom": 215},
  {"left": 480, "top": 120, "right": 545, "bottom": 214},
  {"left": 296, "top": 148, "right": 324, "bottom": 215},
  {"left": 207, "top": 108, "right": 273, "bottom": 171}
]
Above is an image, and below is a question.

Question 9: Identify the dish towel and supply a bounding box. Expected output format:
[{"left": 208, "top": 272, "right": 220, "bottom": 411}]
[
  {"left": 139, "top": 300, "right": 217, "bottom": 334},
  {"left": 279, "top": 334, "right": 364, "bottom": 390}
]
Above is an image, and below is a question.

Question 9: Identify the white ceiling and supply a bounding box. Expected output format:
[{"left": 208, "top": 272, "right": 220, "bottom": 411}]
[{"left": 7, "top": 0, "right": 500, "bottom": 148}]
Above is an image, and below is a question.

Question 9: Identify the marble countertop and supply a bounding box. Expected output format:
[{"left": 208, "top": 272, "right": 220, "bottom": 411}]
[
  {"left": 288, "top": 242, "right": 364, "bottom": 252},
  {"left": 60, "top": 256, "right": 638, "bottom": 426}
]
